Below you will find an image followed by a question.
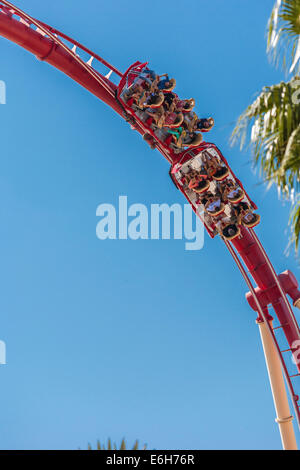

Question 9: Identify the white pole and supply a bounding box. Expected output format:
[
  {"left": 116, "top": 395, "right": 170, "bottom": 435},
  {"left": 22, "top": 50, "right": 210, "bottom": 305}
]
[{"left": 257, "top": 320, "right": 298, "bottom": 450}]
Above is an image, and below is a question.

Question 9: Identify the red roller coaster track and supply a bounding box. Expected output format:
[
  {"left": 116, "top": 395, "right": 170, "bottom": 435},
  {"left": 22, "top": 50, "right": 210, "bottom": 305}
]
[{"left": 1, "top": 0, "right": 300, "bottom": 436}]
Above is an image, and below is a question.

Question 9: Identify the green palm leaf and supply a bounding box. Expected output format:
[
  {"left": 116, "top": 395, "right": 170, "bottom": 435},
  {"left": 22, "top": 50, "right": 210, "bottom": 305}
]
[
  {"left": 289, "top": 199, "right": 300, "bottom": 250},
  {"left": 231, "top": 76, "right": 300, "bottom": 249},
  {"left": 267, "top": 0, "right": 300, "bottom": 73}
]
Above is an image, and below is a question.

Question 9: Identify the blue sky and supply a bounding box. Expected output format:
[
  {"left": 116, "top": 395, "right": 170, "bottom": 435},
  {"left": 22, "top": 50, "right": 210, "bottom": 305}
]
[{"left": 0, "top": 0, "right": 299, "bottom": 450}]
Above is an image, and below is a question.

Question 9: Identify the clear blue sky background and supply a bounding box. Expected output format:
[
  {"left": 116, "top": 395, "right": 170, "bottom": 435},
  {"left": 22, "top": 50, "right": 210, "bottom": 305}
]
[{"left": 0, "top": 0, "right": 299, "bottom": 450}]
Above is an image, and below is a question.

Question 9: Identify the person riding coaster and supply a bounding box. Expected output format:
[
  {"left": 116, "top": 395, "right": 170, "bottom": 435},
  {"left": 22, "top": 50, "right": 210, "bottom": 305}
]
[
  {"left": 234, "top": 202, "right": 261, "bottom": 228},
  {"left": 174, "top": 98, "right": 196, "bottom": 113},
  {"left": 200, "top": 192, "right": 225, "bottom": 217},
  {"left": 145, "top": 106, "right": 165, "bottom": 127},
  {"left": 216, "top": 216, "right": 241, "bottom": 241},
  {"left": 212, "top": 166, "right": 229, "bottom": 180},
  {"left": 196, "top": 118, "right": 215, "bottom": 133},
  {"left": 164, "top": 127, "right": 203, "bottom": 150},
  {"left": 139, "top": 91, "right": 165, "bottom": 109},
  {"left": 123, "top": 83, "right": 147, "bottom": 107},
  {"left": 141, "top": 71, "right": 176, "bottom": 93},
  {"left": 189, "top": 178, "right": 210, "bottom": 193},
  {"left": 184, "top": 168, "right": 210, "bottom": 194},
  {"left": 202, "top": 153, "right": 229, "bottom": 181},
  {"left": 123, "top": 75, "right": 163, "bottom": 109},
  {"left": 132, "top": 69, "right": 166, "bottom": 94},
  {"left": 145, "top": 92, "right": 191, "bottom": 129},
  {"left": 183, "top": 113, "right": 214, "bottom": 133},
  {"left": 149, "top": 94, "right": 189, "bottom": 128},
  {"left": 177, "top": 130, "right": 203, "bottom": 149},
  {"left": 137, "top": 68, "right": 157, "bottom": 88},
  {"left": 162, "top": 112, "right": 184, "bottom": 128},
  {"left": 145, "top": 107, "right": 183, "bottom": 129},
  {"left": 156, "top": 74, "right": 176, "bottom": 92},
  {"left": 218, "top": 180, "right": 245, "bottom": 204},
  {"left": 163, "top": 92, "right": 177, "bottom": 112}
]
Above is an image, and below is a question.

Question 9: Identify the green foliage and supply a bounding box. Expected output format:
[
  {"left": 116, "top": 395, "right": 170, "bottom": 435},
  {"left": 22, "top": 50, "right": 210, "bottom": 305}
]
[
  {"left": 231, "top": 1, "right": 300, "bottom": 251},
  {"left": 87, "top": 438, "right": 147, "bottom": 450},
  {"left": 231, "top": 77, "right": 300, "bottom": 198},
  {"left": 289, "top": 200, "right": 300, "bottom": 250},
  {"left": 267, "top": 0, "right": 300, "bottom": 73}
]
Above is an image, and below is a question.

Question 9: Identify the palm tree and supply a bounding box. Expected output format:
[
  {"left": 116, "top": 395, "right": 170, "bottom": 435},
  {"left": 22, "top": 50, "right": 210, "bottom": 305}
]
[
  {"left": 231, "top": 0, "right": 300, "bottom": 250},
  {"left": 87, "top": 438, "right": 147, "bottom": 450}
]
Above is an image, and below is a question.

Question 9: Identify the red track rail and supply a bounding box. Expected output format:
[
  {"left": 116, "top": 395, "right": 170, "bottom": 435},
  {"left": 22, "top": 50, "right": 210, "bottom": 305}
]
[
  {"left": 1, "top": 0, "right": 300, "bottom": 431},
  {"left": 0, "top": 0, "right": 122, "bottom": 114},
  {"left": 226, "top": 233, "right": 300, "bottom": 427}
]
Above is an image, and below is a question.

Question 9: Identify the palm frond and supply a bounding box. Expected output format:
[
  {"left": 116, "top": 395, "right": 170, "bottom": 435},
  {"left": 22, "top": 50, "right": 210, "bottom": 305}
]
[
  {"left": 231, "top": 76, "right": 300, "bottom": 249},
  {"left": 289, "top": 199, "right": 300, "bottom": 250},
  {"left": 267, "top": 0, "right": 300, "bottom": 73},
  {"left": 87, "top": 438, "right": 147, "bottom": 450}
]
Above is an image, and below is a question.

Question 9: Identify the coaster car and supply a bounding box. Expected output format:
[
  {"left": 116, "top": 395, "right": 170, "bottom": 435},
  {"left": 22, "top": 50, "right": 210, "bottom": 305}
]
[
  {"left": 169, "top": 143, "right": 258, "bottom": 240},
  {"left": 118, "top": 63, "right": 204, "bottom": 152}
]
